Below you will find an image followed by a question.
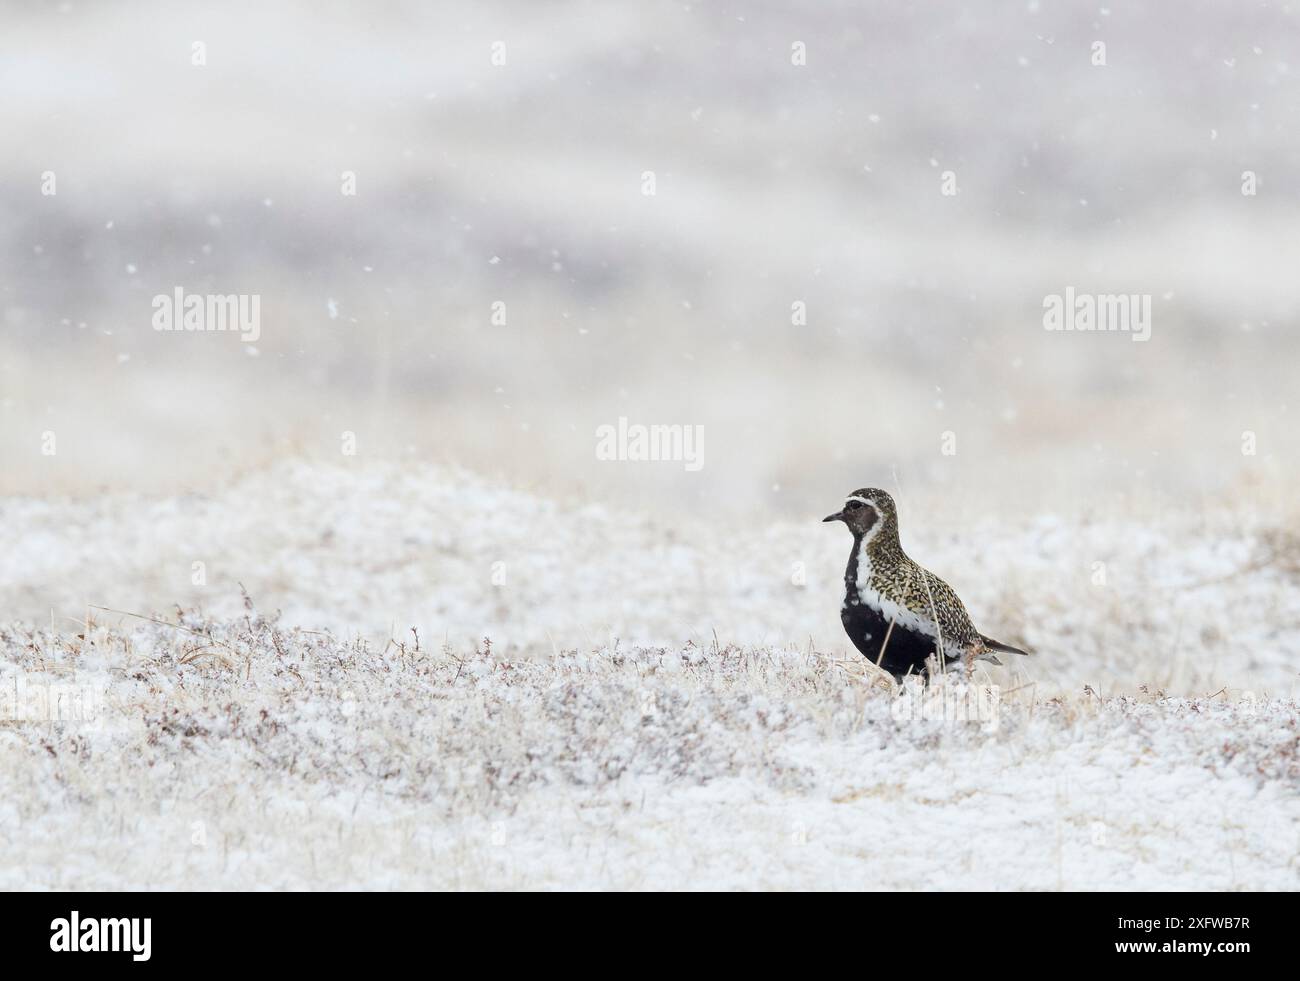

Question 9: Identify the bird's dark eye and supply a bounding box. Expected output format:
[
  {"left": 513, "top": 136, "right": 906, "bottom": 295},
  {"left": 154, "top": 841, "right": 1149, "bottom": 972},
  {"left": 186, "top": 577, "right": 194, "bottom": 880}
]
[{"left": 845, "top": 500, "right": 864, "bottom": 511}]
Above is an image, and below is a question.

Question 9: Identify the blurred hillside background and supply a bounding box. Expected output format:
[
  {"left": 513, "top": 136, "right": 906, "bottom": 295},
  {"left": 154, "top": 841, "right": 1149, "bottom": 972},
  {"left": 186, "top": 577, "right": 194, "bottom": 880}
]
[{"left": 2, "top": 0, "right": 1297, "bottom": 519}]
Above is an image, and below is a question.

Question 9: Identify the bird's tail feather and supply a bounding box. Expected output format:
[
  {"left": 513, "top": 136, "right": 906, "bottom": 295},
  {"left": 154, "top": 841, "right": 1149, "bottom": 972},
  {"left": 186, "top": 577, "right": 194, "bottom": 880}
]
[{"left": 980, "top": 633, "right": 1030, "bottom": 656}]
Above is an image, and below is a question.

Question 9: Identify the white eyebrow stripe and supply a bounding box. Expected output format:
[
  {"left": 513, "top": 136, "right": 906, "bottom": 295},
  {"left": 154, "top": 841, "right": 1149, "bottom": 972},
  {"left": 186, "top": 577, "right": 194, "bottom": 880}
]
[{"left": 846, "top": 495, "right": 873, "bottom": 506}]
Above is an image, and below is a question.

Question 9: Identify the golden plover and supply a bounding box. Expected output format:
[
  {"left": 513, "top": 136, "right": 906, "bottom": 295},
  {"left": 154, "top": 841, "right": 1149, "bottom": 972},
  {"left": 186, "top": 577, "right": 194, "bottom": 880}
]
[{"left": 823, "top": 488, "right": 1029, "bottom": 681}]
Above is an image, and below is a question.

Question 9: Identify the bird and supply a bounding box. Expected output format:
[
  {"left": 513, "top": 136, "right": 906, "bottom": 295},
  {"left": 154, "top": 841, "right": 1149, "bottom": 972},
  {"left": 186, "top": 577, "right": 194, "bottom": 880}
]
[{"left": 823, "top": 487, "right": 1029, "bottom": 682}]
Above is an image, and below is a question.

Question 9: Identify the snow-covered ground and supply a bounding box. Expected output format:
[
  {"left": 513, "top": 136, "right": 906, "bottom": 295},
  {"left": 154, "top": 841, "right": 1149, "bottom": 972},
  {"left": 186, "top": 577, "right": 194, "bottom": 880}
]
[
  {"left": 5, "top": 460, "right": 1299, "bottom": 693},
  {"left": 2, "top": 619, "right": 1295, "bottom": 890},
  {"left": 2, "top": 462, "right": 1297, "bottom": 889}
]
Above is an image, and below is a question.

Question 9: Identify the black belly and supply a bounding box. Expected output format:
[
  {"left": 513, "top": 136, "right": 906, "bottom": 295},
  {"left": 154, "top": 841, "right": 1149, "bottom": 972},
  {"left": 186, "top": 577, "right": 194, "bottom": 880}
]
[{"left": 841, "top": 600, "right": 951, "bottom": 680}]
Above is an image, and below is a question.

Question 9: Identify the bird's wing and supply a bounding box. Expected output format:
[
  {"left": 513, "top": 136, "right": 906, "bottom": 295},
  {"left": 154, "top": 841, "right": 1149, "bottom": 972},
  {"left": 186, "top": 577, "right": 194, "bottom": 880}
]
[
  {"left": 919, "top": 569, "right": 1030, "bottom": 657},
  {"left": 914, "top": 567, "right": 983, "bottom": 653}
]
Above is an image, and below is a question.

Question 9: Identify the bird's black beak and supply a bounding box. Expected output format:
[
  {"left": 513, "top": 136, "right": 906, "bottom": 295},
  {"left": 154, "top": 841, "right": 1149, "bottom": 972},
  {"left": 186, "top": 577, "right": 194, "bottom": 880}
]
[{"left": 822, "top": 511, "right": 845, "bottom": 523}]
